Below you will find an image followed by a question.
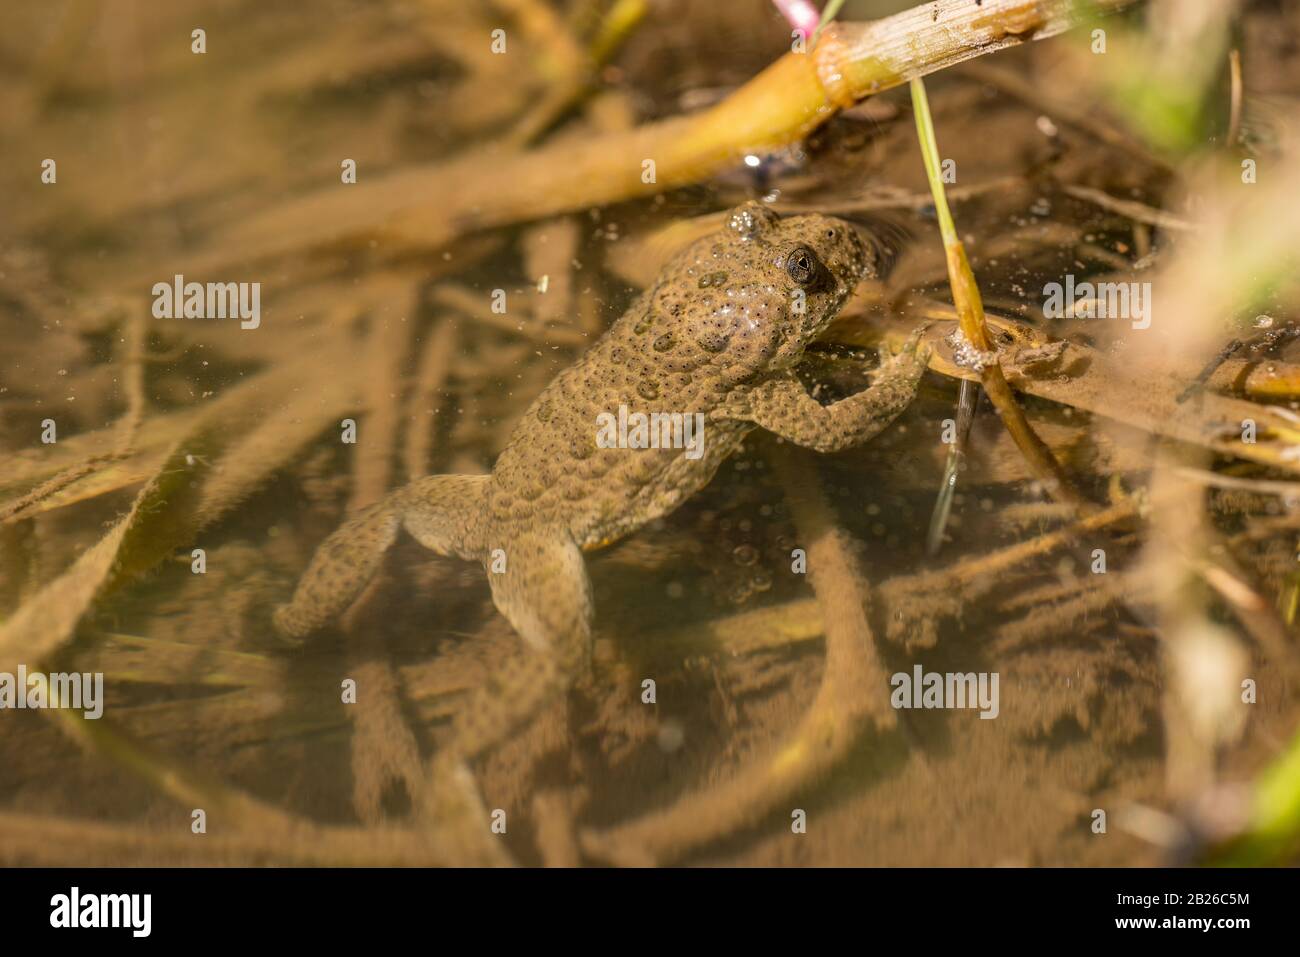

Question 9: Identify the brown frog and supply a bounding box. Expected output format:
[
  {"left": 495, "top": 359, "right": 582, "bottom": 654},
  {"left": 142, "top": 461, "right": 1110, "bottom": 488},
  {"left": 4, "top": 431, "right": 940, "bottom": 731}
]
[{"left": 274, "top": 201, "right": 928, "bottom": 853}]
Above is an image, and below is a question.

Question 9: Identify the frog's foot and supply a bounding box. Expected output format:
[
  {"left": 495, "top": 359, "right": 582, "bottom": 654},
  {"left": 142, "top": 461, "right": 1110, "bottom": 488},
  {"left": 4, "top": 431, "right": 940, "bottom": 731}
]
[
  {"left": 273, "top": 474, "right": 488, "bottom": 638},
  {"left": 712, "top": 324, "right": 932, "bottom": 454},
  {"left": 419, "top": 529, "right": 593, "bottom": 855}
]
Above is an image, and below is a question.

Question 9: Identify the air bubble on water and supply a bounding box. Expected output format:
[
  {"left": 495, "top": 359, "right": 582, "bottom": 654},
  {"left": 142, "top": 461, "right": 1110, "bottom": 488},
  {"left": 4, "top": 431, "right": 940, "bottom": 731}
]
[
  {"left": 946, "top": 327, "right": 999, "bottom": 373},
  {"left": 657, "top": 720, "right": 685, "bottom": 753}
]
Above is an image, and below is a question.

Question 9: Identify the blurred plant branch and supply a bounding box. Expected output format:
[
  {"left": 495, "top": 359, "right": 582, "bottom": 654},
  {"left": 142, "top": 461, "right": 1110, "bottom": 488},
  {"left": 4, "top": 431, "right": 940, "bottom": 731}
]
[{"left": 196, "top": 0, "right": 1140, "bottom": 273}]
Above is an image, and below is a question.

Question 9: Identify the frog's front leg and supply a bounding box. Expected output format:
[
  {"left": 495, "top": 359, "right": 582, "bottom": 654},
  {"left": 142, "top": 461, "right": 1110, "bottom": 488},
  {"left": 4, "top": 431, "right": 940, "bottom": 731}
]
[{"left": 712, "top": 330, "right": 930, "bottom": 453}]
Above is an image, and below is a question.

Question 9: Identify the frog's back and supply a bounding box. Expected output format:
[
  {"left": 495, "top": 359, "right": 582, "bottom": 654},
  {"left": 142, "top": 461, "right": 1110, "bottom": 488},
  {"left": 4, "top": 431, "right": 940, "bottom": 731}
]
[
  {"left": 485, "top": 292, "right": 749, "bottom": 546},
  {"left": 484, "top": 203, "right": 870, "bottom": 547}
]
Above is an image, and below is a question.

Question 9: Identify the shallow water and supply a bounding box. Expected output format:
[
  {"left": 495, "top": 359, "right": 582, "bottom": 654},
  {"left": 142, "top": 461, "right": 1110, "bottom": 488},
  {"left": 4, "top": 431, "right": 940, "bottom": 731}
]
[{"left": 1, "top": 0, "right": 1298, "bottom": 867}]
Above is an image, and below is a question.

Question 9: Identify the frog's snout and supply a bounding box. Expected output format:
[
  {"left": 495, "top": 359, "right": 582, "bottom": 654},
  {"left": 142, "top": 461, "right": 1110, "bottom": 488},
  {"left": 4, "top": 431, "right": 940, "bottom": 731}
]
[{"left": 842, "top": 227, "right": 870, "bottom": 284}]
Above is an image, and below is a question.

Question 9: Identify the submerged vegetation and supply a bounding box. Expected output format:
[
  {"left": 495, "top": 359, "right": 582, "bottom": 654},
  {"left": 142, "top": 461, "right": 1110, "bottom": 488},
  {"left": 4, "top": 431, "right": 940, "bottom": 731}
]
[{"left": 1, "top": 0, "right": 1299, "bottom": 866}]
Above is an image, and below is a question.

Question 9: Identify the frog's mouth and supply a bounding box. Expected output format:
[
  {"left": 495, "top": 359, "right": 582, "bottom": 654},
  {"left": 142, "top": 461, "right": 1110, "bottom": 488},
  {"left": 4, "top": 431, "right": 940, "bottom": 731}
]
[
  {"left": 813, "top": 231, "right": 868, "bottom": 306},
  {"left": 825, "top": 232, "right": 870, "bottom": 310},
  {"left": 838, "top": 227, "right": 872, "bottom": 288},
  {"left": 802, "top": 243, "right": 868, "bottom": 345}
]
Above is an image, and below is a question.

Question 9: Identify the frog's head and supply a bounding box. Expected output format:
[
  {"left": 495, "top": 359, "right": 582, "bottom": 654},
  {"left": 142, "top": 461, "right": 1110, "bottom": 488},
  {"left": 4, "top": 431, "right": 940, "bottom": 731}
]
[
  {"left": 728, "top": 201, "right": 868, "bottom": 306},
  {"left": 650, "top": 202, "right": 872, "bottom": 377},
  {"left": 729, "top": 202, "right": 870, "bottom": 344}
]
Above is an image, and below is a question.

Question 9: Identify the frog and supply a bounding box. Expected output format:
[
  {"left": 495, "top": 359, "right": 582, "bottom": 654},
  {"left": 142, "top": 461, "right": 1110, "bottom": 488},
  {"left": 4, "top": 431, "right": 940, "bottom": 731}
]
[{"left": 273, "top": 200, "right": 929, "bottom": 857}]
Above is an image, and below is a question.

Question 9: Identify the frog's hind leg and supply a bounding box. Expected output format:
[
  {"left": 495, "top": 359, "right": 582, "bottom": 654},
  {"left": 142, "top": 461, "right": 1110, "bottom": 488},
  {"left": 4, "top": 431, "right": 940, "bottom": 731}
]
[
  {"left": 421, "top": 529, "right": 593, "bottom": 856},
  {"left": 460, "top": 529, "right": 592, "bottom": 756},
  {"left": 273, "top": 474, "right": 488, "bottom": 638}
]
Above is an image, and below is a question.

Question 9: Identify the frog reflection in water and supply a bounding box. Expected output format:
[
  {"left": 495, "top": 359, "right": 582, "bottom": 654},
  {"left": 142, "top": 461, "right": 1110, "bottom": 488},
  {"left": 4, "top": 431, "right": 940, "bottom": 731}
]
[{"left": 274, "top": 201, "right": 929, "bottom": 857}]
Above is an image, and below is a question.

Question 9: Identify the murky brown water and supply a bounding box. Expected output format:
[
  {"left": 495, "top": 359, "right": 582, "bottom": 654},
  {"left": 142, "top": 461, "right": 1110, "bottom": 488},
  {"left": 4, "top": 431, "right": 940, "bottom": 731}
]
[{"left": 2, "top": 0, "right": 1299, "bottom": 866}]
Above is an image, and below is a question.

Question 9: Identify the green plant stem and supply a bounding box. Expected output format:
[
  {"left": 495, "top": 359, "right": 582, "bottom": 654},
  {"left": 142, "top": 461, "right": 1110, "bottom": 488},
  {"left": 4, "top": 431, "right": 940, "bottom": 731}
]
[{"left": 910, "top": 75, "right": 1088, "bottom": 510}]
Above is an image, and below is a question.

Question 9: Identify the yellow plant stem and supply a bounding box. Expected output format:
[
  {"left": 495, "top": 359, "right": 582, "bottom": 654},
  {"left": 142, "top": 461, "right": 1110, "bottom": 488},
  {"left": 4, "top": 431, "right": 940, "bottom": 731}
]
[
  {"left": 910, "top": 75, "right": 1088, "bottom": 510},
  {"left": 207, "top": 0, "right": 1137, "bottom": 271}
]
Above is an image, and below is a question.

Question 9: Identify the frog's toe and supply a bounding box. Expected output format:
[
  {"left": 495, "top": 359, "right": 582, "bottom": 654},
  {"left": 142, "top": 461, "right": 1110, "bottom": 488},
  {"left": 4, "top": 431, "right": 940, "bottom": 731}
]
[
  {"left": 898, "top": 321, "right": 932, "bottom": 355},
  {"left": 883, "top": 323, "right": 934, "bottom": 375}
]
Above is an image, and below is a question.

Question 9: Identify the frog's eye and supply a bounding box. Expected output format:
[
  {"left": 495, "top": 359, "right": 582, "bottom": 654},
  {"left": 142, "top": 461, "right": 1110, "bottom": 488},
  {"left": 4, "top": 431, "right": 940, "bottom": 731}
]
[{"left": 785, "top": 245, "right": 819, "bottom": 285}]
